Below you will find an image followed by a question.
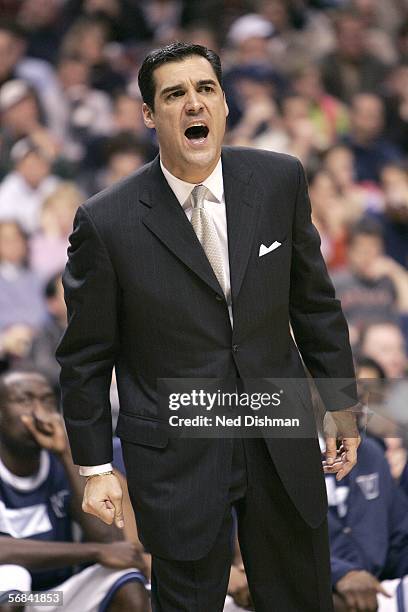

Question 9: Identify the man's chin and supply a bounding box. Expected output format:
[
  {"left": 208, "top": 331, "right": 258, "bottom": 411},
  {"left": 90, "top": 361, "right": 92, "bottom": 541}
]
[
  {"left": 17, "top": 433, "right": 42, "bottom": 453},
  {"left": 1, "top": 435, "right": 41, "bottom": 458},
  {"left": 182, "top": 148, "right": 218, "bottom": 169}
]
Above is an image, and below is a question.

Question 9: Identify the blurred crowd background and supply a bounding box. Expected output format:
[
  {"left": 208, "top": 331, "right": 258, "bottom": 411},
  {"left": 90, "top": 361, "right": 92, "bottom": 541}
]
[
  {"left": 0, "top": 0, "right": 408, "bottom": 609},
  {"left": 0, "top": 0, "right": 407, "bottom": 387}
]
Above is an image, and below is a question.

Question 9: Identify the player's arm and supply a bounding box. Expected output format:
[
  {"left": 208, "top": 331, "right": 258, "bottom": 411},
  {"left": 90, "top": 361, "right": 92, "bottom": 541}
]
[{"left": 0, "top": 536, "right": 141, "bottom": 571}]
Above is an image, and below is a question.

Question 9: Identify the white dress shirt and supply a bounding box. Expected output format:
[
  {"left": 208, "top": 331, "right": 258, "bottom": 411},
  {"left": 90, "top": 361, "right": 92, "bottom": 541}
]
[{"left": 79, "top": 157, "right": 232, "bottom": 476}]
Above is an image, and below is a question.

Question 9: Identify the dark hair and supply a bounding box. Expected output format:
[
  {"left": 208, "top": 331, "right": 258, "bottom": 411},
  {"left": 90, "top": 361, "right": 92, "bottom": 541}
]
[
  {"left": 104, "top": 132, "right": 147, "bottom": 164},
  {"left": 0, "top": 19, "right": 26, "bottom": 40},
  {"left": 45, "top": 271, "right": 63, "bottom": 299},
  {"left": 138, "top": 42, "right": 222, "bottom": 110},
  {"left": 398, "top": 19, "right": 408, "bottom": 38},
  {"left": 347, "top": 217, "right": 383, "bottom": 246},
  {"left": 355, "top": 356, "right": 386, "bottom": 379},
  {"left": 0, "top": 373, "right": 10, "bottom": 415}
]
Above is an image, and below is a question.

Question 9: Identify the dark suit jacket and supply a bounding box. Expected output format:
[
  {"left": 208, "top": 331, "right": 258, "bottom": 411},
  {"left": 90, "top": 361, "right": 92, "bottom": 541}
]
[{"left": 56, "top": 147, "right": 357, "bottom": 560}]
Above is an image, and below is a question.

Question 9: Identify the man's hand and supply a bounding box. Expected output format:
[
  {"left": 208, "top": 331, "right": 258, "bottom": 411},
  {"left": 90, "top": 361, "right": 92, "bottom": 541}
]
[
  {"left": 20, "top": 411, "right": 68, "bottom": 456},
  {"left": 82, "top": 473, "right": 125, "bottom": 529},
  {"left": 228, "top": 564, "right": 252, "bottom": 609},
  {"left": 96, "top": 541, "right": 146, "bottom": 571},
  {"left": 335, "top": 570, "right": 391, "bottom": 611},
  {"left": 323, "top": 409, "right": 361, "bottom": 481}
]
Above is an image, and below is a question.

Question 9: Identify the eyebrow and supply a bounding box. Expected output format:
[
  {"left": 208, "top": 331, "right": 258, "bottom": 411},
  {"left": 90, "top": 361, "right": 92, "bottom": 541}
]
[{"left": 159, "top": 79, "right": 218, "bottom": 98}]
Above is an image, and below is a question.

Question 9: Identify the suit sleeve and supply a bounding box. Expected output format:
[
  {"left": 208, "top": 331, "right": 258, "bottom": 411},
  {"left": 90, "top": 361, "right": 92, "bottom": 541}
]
[
  {"left": 56, "top": 205, "right": 120, "bottom": 465},
  {"left": 289, "top": 159, "right": 357, "bottom": 411}
]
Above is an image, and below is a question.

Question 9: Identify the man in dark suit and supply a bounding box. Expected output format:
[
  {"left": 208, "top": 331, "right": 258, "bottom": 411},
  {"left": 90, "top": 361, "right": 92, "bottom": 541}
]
[{"left": 56, "top": 43, "right": 361, "bottom": 611}]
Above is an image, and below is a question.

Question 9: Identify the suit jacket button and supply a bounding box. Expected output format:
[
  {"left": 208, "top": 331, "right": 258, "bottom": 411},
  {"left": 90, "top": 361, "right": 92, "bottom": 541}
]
[
  {"left": 232, "top": 344, "right": 239, "bottom": 353},
  {"left": 216, "top": 295, "right": 223, "bottom": 301}
]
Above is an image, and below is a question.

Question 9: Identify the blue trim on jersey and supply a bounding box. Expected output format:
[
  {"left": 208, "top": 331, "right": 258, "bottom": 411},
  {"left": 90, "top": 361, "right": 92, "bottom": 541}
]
[
  {"left": 397, "top": 579, "right": 405, "bottom": 612},
  {"left": 97, "top": 571, "right": 146, "bottom": 612}
]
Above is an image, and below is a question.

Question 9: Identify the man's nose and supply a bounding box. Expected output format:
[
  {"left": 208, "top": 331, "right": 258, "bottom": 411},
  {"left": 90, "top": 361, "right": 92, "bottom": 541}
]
[
  {"left": 185, "top": 90, "right": 203, "bottom": 113},
  {"left": 30, "top": 399, "right": 48, "bottom": 414}
]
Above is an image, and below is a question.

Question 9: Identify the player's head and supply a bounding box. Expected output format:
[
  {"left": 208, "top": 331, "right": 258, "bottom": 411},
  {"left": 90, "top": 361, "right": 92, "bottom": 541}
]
[
  {"left": 0, "top": 371, "right": 56, "bottom": 455},
  {"left": 138, "top": 42, "right": 228, "bottom": 181}
]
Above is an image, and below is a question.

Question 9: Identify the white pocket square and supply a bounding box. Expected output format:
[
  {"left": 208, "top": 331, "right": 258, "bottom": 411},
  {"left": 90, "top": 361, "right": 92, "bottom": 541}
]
[{"left": 259, "top": 241, "right": 282, "bottom": 257}]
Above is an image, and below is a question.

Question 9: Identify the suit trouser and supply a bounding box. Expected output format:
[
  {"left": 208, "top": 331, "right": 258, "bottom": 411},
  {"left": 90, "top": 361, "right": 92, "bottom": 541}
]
[{"left": 150, "top": 438, "right": 334, "bottom": 612}]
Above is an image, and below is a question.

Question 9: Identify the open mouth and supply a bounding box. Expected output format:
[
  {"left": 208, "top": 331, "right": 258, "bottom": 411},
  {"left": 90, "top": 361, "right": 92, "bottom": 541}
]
[{"left": 184, "top": 124, "right": 209, "bottom": 145}]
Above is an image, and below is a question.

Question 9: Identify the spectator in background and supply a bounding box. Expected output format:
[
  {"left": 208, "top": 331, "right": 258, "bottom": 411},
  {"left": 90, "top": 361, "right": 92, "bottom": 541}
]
[
  {"left": 226, "top": 13, "right": 274, "bottom": 67},
  {"left": 327, "top": 436, "right": 408, "bottom": 612},
  {"left": 332, "top": 219, "right": 408, "bottom": 341},
  {"left": 225, "top": 66, "right": 281, "bottom": 146},
  {"left": 95, "top": 133, "right": 147, "bottom": 193},
  {"left": 369, "top": 163, "right": 408, "bottom": 268},
  {"left": 358, "top": 322, "right": 408, "bottom": 494},
  {"left": 397, "top": 19, "right": 408, "bottom": 63},
  {"left": 355, "top": 355, "right": 408, "bottom": 488},
  {"left": 181, "top": 22, "right": 219, "bottom": 53},
  {"left": 308, "top": 169, "right": 350, "bottom": 270},
  {"left": 258, "top": 0, "right": 335, "bottom": 71},
  {"left": 0, "top": 79, "right": 41, "bottom": 176},
  {"left": 0, "top": 221, "right": 45, "bottom": 359},
  {"left": 21, "top": 273, "right": 66, "bottom": 395},
  {"left": 0, "top": 20, "right": 67, "bottom": 141},
  {"left": 360, "top": 321, "right": 407, "bottom": 380},
  {"left": 229, "top": 62, "right": 348, "bottom": 157},
  {"left": 61, "top": 0, "right": 151, "bottom": 44},
  {"left": 111, "top": 92, "right": 157, "bottom": 155},
  {"left": 290, "top": 62, "right": 349, "bottom": 150},
  {"left": 57, "top": 51, "right": 113, "bottom": 163},
  {"left": 16, "top": 0, "right": 65, "bottom": 64},
  {"left": 0, "top": 138, "right": 59, "bottom": 234},
  {"left": 320, "top": 10, "right": 389, "bottom": 104},
  {"left": 141, "top": 0, "right": 184, "bottom": 43},
  {"left": 342, "top": 93, "right": 402, "bottom": 184},
  {"left": 323, "top": 144, "right": 376, "bottom": 219},
  {"left": 249, "top": 94, "right": 320, "bottom": 167},
  {"left": 112, "top": 92, "right": 146, "bottom": 137},
  {"left": 354, "top": 355, "right": 391, "bottom": 444},
  {"left": 82, "top": 91, "right": 157, "bottom": 180},
  {"left": 0, "top": 20, "right": 22, "bottom": 89},
  {"left": 30, "top": 182, "right": 82, "bottom": 282},
  {"left": 0, "top": 371, "right": 150, "bottom": 611},
  {"left": 350, "top": 0, "right": 398, "bottom": 65},
  {"left": 0, "top": 79, "right": 63, "bottom": 180},
  {"left": 384, "top": 63, "right": 408, "bottom": 156},
  {"left": 60, "top": 16, "right": 126, "bottom": 95}
]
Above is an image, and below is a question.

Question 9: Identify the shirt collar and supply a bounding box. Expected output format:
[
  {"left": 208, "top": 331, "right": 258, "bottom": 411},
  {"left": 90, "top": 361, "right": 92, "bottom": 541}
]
[{"left": 160, "top": 157, "right": 224, "bottom": 209}]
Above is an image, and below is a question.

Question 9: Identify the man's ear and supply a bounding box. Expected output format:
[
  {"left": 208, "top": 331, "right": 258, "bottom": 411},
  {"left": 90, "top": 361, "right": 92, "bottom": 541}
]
[
  {"left": 142, "top": 103, "right": 155, "bottom": 129},
  {"left": 223, "top": 92, "right": 229, "bottom": 118}
]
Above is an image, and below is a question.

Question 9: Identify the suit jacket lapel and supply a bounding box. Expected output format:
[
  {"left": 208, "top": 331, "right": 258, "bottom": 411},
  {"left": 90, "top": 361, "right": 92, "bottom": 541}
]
[
  {"left": 140, "top": 157, "right": 224, "bottom": 297},
  {"left": 222, "top": 148, "right": 261, "bottom": 302}
]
